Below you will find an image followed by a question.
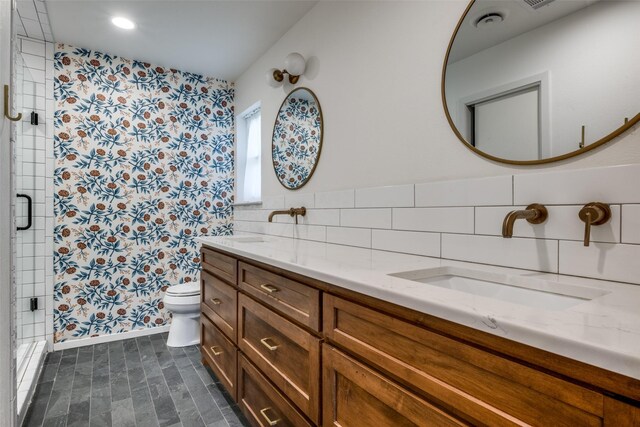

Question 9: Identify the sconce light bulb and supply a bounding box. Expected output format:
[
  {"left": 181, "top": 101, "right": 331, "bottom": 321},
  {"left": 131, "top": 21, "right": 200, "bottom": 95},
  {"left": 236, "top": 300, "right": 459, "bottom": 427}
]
[{"left": 284, "top": 52, "right": 306, "bottom": 77}]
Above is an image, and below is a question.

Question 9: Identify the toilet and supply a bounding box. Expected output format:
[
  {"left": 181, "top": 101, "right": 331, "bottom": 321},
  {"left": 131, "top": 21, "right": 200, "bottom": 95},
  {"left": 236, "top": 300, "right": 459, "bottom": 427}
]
[{"left": 163, "top": 282, "right": 201, "bottom": 347}]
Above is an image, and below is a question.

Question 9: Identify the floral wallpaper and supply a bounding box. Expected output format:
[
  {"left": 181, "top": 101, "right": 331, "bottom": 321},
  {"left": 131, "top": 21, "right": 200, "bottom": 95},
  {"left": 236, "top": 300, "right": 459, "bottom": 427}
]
[
  {"left": 272, "top": 88, "right": 322, "bottom": 189},
  {"left": 53, "top": 44, "right": 234, "bottom": 342}
]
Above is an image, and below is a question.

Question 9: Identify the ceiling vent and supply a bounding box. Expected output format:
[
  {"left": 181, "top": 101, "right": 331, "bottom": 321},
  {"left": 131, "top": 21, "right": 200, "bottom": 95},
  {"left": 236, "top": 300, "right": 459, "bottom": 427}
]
[{"left": 522, "top": 0, "right": 556, "bottom": 10}]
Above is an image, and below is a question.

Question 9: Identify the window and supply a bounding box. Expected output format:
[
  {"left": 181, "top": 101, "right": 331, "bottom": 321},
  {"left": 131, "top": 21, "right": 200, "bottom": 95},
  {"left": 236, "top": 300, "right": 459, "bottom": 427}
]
[{"left": 236, "top": 104, "right": 261, "bottom": 203}]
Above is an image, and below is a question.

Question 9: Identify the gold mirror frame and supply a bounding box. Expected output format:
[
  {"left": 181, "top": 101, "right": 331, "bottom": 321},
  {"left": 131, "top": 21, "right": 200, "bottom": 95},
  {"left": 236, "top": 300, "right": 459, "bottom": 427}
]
[
  {"left": 441, "top": 0, "right": 640, "bottom": 166},
  {"left": 271, "top": 87, "right": 324, "bottom": 190}
]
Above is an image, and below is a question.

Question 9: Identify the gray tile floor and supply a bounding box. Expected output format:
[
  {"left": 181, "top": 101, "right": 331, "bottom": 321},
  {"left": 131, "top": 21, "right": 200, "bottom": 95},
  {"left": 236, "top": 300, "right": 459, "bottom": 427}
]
[{"left": 23, "top": 333, "right": 249, "bottom": 427}]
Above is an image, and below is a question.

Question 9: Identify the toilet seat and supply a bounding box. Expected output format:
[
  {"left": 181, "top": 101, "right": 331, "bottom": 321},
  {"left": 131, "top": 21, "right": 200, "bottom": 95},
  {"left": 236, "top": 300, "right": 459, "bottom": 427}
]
[{"left": 166, "top": 282, "right": 200, "bottom": 297}]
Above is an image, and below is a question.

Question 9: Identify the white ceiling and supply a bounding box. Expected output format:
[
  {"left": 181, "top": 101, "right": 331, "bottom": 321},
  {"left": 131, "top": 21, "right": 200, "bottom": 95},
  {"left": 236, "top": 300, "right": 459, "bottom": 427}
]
[
  {"left": 449, "top": 0, "right": 600, "bottom": 63},
  {"left": 44, "top": 0, "right": 317, "bottom": 81}
]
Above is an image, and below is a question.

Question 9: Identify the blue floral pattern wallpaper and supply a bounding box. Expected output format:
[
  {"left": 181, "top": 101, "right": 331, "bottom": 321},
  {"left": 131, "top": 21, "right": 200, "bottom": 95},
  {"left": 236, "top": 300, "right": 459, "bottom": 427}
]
[
  {"left": 272, "top": 88, "right": 322, "bottom": 189},
  {"left": 53, "top": 44, "right": 234, "bottom": 342}
]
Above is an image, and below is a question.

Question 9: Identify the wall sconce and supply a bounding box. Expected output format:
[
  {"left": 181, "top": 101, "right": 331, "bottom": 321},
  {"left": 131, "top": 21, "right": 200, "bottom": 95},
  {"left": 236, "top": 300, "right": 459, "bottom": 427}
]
[{"left": 266, "top": 52, "right": 306, "bottom": 88}]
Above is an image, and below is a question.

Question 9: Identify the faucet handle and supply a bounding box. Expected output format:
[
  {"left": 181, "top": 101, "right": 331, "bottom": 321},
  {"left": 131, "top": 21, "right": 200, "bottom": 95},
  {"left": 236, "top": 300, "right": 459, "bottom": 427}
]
[{"left": 578, "top": 202, "right": 611, "bottom": 247}]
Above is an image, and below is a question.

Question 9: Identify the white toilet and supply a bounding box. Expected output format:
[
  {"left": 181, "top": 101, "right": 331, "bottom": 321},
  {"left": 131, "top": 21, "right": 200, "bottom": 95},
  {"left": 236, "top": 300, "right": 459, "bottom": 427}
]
[{"left": 163, "top": 282, "right": 201, "bottom": 347}]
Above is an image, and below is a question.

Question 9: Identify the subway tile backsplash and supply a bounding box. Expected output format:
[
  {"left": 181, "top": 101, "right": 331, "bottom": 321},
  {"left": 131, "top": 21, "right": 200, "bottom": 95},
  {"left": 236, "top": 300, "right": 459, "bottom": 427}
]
[{"left": 235, "top": 164, "right": 640, "bottom": 285}]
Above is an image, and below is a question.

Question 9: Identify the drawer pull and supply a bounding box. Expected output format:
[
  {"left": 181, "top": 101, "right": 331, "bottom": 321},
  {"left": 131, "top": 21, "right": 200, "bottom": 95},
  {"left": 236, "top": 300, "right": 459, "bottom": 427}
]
[
  {"left": 210, "top": 298, "right": 222, "bottom": 305},
  {"left": 209, "top": 346, "right": 223, "bottom": 356},
  {"left": 259, "top": 407, "right": 280, "bottom": 426},
  {"left": 260, "top": 337, "right": 279, "bottom": 351},
  {"left": 260, "top": 283, "right": 279, "bottom": 293}
]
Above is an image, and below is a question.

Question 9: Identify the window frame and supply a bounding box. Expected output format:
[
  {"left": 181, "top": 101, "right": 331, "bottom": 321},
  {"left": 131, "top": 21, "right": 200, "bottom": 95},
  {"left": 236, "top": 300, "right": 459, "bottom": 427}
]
[{"left": 235, "top": 102, "right": 262, "bottom": 205}]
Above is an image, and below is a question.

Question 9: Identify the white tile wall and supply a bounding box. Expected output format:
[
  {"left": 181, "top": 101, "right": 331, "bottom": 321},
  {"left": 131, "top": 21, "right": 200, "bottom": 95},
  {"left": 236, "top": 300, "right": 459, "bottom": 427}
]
[
  {"left": 559, "top": 241, "right": 640, "bottom": 284},
  {"left": 514, "top": 164, "right": 640, "bottom": 205},
  {"left": 340, "top": 208, "right": 392, "bottom": 229},
  {"left": 415, "top": 176, "right": 512, "bottom": 207},
  {"left": 355, "top": 184, "right": 414, "bottom": 208},
  {"left": 393, "top": 207, "right": 474, "bottom": 234},
  {"left": 15, "top": 37, "right": 54, "bottom": 350},
  {"left": 621, "top": 205, "right": 640, "bottom": 244},
  {"left": 315, "top": 189, "right": 354, "bottom": 209},
  {"left": 235, "top": 164, "right": 640, "bottom": 285},
  {"left": 372, "top": 230, "right": 440, "bottom": 257},
  {"left": 442, "top": 234, "right": 558, "bottom": 272},
  {"left": 326, "top": 226, "right": 371, "bottom": 248}
]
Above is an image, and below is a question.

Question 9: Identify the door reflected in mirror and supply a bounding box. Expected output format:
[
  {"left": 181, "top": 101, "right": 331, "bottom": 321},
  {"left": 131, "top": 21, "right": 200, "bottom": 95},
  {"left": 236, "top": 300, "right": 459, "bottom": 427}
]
[{"left": 443, "top": 0, "right": 640, "bottom": 164}]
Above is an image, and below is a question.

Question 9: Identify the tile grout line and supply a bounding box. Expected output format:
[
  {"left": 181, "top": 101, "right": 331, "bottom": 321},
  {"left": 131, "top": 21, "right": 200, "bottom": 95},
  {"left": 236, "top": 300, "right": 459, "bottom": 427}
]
[
  {"left": 148, "top": 335, "right": 189, "bottom": 426},
  {"left": 132, "top": 337, "right": 161, "bottom": 427},
  {"left": 119, "top": 340, "right": 137, "bottom": 427}
]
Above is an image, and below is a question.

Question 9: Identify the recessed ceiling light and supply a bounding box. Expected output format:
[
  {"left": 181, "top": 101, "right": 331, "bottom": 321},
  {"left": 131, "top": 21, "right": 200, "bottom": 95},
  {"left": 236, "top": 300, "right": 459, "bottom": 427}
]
[{"left": 112, "top": 16, "right": 135, "bottom": 30}]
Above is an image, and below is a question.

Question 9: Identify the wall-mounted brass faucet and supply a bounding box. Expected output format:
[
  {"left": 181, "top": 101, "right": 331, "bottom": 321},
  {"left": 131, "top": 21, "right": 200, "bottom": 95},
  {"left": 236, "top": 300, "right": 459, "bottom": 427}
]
[
  {"left": 268, "top": 207, "right": 307, "bottom": 224},
  {"left": 578, "top": 202, "right": 611, "bottom": 247},
  {"left": 502, "top": 204, "right": 548, "bottom": 238}
]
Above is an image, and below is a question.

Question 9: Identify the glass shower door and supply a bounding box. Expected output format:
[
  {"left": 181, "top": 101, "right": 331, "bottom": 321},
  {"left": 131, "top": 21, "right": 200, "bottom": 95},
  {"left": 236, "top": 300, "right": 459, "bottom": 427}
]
[{"left": 14, "top": 49, "right": 47, "bottom": 417}]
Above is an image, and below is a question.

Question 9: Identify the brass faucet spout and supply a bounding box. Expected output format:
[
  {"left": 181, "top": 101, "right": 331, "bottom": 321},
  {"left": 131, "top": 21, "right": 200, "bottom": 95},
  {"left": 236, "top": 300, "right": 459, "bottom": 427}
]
[
  {"left": 502, "top": 204, "right": 548, "bottom": 238},
  {"left": 268, "top": 209, "right": 292, "bottom": 222},
  {"left": 268, "top": 207, "right": 307, "bottom": 224}
]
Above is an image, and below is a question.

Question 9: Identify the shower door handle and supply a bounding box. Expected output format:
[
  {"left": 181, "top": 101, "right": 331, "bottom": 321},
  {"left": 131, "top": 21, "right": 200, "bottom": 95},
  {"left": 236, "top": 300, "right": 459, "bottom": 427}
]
[{"left": 17, "top": 193, "right": 32, "bottom": 231}]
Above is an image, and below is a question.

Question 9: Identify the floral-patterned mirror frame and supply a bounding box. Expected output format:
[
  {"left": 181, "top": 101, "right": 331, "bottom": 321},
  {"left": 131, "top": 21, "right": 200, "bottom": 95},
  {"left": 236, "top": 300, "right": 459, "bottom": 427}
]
[{"left": 272, "top": 87, "right": 323, "bottom": 190}]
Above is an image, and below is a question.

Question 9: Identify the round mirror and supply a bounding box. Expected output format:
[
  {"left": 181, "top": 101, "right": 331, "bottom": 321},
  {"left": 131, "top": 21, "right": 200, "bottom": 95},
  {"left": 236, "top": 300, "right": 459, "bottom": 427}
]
[
  {"left": 272, "top": 87, "right": 323, "bottom": 189},
  {"left": 443, "top": 0, "right": 640, "bottom": 165}
]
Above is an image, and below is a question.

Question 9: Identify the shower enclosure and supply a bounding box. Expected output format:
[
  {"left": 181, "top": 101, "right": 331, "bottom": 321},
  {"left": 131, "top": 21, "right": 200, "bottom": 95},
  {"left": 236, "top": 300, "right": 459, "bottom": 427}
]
[{"left": 13, "top": 44, "right": 48, "bottom": 421}]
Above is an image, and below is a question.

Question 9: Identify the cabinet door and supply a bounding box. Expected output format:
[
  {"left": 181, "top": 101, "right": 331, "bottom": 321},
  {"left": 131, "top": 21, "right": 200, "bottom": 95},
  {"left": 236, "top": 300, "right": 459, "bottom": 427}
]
[
  {"left": 238, "top": 262, "right": 320, "bottom": 331},
  {"left": 322, "top": 345, "right": 467, "bottom": 427},
  {"left": 324, "top": 294, "right": 603, "bottom": 427},
  {"left": 238, "top": 355, "right": 313, "bottom": 427},
  {"left": 201, "top": 270, "right": 238, "bottom": 342},
  {"left": 604, "top": 397, "right": 640, "bottom": 426},
  {"left": 201, "top": 248, "right": 237, "bottom": 285},
  {"left": 201, "top": 314, "right": 238, "bottom": 400},
  {"left": 238, "top": 293, "right": 321, "bottom": 424}
]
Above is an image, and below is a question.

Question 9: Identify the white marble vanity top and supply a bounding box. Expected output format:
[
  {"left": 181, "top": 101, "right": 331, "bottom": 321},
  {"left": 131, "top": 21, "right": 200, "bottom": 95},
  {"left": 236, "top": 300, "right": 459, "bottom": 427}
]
[{"left": 197, "top": 233, "right": 640, "bottom": 380}]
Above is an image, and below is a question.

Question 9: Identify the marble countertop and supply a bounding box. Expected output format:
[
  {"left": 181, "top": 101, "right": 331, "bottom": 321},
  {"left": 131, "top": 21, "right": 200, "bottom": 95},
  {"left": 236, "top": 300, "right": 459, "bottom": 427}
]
[{"left": 197, "top": 233, "right": 640, "bottom": 380}]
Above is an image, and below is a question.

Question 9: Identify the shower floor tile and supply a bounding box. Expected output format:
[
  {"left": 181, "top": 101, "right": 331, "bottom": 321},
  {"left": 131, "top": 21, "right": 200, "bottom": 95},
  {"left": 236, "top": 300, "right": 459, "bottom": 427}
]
[{"left": 22, "top": 332, "right": 249, "bottom": 427}]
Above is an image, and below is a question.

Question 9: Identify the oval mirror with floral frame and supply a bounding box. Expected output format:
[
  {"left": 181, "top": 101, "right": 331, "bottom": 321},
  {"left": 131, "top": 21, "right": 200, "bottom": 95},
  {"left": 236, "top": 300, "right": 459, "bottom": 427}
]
[
  {"left": 272, "top": 87, "right": 323, "bottom": 189},
  {"left": 442, "top": 0, "right": 640, "bottom": 165}
]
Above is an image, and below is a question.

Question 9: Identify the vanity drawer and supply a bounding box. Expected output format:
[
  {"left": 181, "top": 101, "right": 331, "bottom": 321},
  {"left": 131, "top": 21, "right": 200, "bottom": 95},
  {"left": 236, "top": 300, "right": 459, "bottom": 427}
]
[
  {"left": 201, "top": 270, "right": 238, "bottom": 342},
  {"left": 238, "top": 262, "right": 320, "bottom": 331},
  {"left": 324, "top": 294, "right": 603, "bottom": 427},
  {"left": 201, "top": 247, "right": 237, "bottom": 285},
  {"left": 323, "top": 344, "right": 467, "bottom": 427},
  {"left": 201, "top": 314, "right": 238, "bottom": 400},
  {"left": 238, "top": 355, "right": 313, "bottom": 427},
  {"left": 238, "top": 293, "right": 321, "bottom": 424}
]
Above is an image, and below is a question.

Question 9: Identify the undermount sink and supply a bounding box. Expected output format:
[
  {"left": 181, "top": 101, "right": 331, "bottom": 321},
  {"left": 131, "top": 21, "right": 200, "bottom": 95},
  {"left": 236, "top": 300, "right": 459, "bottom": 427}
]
[
  {"left": 389, "top": 267, "right": 609, "bottom": 310},
  {"left": 225, "top": 236, "right": 266, "bottom": 243}
]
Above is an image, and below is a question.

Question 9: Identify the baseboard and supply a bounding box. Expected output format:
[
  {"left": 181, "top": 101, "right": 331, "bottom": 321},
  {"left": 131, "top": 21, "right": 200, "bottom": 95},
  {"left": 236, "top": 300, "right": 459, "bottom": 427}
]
[{"left": 52, "top": 325, "right": 171, "bottom": 351}]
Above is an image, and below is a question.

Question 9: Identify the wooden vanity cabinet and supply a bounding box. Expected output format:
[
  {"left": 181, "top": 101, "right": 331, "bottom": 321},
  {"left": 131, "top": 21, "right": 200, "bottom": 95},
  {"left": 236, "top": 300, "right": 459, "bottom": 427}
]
[{"left": 200, "top": 246, "right": 640, "bottom": 427}]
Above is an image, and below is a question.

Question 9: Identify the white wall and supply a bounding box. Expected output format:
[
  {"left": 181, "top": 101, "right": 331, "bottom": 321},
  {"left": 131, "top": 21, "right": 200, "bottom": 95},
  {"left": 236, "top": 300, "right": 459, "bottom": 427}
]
[
  {"left": 234, "top": 1, "right": 640, "bottom": 199},
  {"left": 446, "top": 0, "right": 639, "bottom": 157}
]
